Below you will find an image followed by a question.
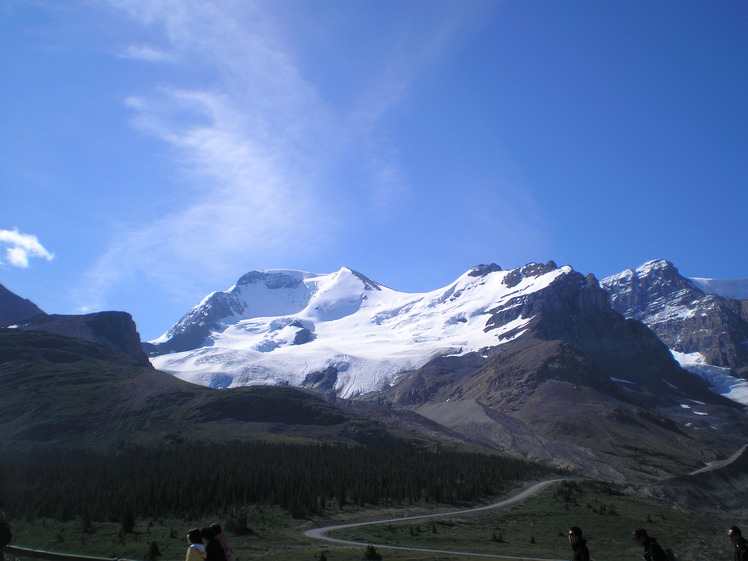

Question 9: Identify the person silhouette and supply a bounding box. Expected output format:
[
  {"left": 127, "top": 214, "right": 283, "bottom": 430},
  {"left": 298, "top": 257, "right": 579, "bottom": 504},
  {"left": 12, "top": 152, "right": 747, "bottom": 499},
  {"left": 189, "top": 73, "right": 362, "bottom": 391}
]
[
  {"left": 728, "top": 527, "right": 748, "bottom": 561},
  {"left": 633, "top": 529, "right": 668, "bottom": 561},
  {"left": 568, "top": 526, "right": 590, "bottom": 561},
  {"left": 185, "top": 528, "right": 205, "bottom": 561}
]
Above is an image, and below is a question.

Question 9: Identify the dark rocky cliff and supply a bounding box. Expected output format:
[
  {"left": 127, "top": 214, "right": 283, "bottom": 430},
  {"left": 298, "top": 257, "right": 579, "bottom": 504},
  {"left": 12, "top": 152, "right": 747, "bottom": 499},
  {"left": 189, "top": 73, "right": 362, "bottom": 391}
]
[{"left": 17, "top": 311, "right": 151, "bottom": 365}]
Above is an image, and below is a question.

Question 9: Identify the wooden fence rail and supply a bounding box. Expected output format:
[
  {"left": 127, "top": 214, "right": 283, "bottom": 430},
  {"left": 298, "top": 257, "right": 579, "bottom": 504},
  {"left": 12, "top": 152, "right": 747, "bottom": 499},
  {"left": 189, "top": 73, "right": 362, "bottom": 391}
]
[{"left": 5, "top": 545, "right": 136, "bottom": 561}]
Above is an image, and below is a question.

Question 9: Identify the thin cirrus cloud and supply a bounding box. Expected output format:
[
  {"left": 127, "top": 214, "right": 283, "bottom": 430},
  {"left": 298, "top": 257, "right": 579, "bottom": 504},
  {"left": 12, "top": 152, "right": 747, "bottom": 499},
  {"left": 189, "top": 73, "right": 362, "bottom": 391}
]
[
  {"left": 80, "top": 0, "right": 513, "bottom": 313},
  {"left": 0, "top": 229, "right": 54, "bottom": 268},
  {"left": 81, "top": 1, "right": 345, "bottom": 310},
  {"left": 119, "top": 44, "right": 174, "bottom": 63}
]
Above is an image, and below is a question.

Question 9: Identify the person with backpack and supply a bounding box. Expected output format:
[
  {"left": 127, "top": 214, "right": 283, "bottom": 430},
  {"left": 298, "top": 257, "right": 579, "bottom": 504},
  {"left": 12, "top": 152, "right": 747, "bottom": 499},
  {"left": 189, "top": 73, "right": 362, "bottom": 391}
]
[
  {"left": 633, "top": 528, "right": 669, "bottom": 561},
  {"left": 728, "top": 527, "right": 748, "bottom": 561},
  {"left": 0, "top": 507, "right": 11, "bottom": 561}
]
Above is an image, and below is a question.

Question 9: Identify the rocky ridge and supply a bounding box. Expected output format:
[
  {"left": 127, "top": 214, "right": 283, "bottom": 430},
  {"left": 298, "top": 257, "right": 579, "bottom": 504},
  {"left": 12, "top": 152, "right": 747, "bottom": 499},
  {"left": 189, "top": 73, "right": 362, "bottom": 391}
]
[{"left": 601, "top": 259, "right": 748, "bottom": 377}]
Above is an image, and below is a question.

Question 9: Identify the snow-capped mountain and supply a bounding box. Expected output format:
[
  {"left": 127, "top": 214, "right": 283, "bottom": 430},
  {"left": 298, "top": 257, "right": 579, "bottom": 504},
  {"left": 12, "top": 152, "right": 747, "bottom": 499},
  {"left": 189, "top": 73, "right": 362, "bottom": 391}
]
[
  {"left": 602, "top": 259, "right": 748, "bottom": 403},
  {"left": 149, "top": 263, "right": 574, "bottom": 397}
]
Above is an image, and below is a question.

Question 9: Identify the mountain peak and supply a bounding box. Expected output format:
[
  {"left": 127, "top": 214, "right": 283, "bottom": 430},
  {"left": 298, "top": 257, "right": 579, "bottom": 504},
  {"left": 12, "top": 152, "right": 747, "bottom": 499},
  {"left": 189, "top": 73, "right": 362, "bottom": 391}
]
[
  {"left": 636, "top": 259, "right": 678, "bottom": 276},
  {"left": 149, "top": 261, "right": 583, "bottom": 395},
  {"left": 468, "top": 263, "right": 502, "bottom": 278},
  {"left": 602, "top": 260, "right": 748, "bottom": 385},
  {"left": 331, "top": 267, "right": 382, "bottom": 291},
  {"left": 503, "top": 261, "right": 560, "bottom": 288}
]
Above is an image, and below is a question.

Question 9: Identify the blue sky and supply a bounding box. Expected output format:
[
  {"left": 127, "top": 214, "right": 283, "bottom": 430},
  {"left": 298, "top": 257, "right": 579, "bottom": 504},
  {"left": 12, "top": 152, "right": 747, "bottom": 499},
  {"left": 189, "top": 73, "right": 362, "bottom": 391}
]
[{"left": 1, "top": 0, "right": 746, "bottom": 340}]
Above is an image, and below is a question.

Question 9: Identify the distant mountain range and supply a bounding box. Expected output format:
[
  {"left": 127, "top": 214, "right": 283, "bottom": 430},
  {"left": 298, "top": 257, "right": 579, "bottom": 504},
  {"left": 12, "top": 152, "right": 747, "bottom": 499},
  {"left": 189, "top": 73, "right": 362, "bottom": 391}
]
[
  {"left": 2, "top": 259, "right": 747, "bottom": 495},
  {"left": 145, "top": 260, "right": 748, "bottom": 404}
]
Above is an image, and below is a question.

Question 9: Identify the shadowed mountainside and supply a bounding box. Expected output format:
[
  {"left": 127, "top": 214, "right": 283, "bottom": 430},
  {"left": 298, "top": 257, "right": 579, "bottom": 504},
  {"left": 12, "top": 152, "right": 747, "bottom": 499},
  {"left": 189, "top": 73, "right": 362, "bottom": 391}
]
[
  {"left": 15, "top": 311, "right": 151, "bottom": 364},
  {"left": 0, "top": 328, "right": 469, "bottom": 452},
  {"left": 0, "top": 282, "right": 46, "bottom": 327}
]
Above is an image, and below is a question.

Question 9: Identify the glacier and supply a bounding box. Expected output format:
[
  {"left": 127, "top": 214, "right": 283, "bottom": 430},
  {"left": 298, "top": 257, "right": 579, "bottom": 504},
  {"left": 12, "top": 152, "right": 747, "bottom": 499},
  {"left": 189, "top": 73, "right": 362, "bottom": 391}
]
[{"left": 150, "top": 264, "right": 570, "bottom": 397}]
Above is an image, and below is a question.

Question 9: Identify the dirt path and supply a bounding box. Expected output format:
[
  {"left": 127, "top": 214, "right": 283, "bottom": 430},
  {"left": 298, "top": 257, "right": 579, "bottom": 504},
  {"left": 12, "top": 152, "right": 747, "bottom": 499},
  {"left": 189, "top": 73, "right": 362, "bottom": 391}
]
[
  {"left": 304, "top": 477, "right": 570, "bottom": 560},
  {"left": 689, "top": 443, "right": 747, "bottom": 475}
]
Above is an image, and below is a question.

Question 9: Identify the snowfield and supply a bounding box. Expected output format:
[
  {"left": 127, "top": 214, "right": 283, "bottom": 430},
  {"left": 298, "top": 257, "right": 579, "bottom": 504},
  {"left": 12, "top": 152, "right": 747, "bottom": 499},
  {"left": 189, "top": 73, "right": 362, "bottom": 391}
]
[
  {"left": 671, "top": 350, "right": 748, "bottom": 406},
  {"left": 150, "top": 265, "right": 568, "bottom": 397}
]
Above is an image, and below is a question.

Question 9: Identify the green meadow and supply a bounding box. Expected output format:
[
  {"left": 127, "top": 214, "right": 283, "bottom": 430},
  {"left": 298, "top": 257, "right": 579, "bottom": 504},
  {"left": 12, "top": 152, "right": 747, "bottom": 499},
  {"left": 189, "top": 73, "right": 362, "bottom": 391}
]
[{"left": 5, "top": 480, "right": 738, "bottom": 561}]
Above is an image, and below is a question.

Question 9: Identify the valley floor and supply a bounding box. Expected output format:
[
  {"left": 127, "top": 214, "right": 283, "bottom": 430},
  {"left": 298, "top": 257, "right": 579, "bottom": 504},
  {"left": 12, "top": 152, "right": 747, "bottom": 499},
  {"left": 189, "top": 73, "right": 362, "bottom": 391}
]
[{"left": 4, "top": 479, "right": 738, "bottom": 561}]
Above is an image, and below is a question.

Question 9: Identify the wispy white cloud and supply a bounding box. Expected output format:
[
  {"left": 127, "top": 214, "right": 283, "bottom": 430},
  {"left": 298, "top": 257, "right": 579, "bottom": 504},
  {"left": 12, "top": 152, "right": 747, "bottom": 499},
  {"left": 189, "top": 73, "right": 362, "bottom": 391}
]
[
  {"left": 119, "top": 44, "right": 174, "bottom": 63},
  {"left": 0, "top": 228, "right": 54, "bottom": 268},
  {"left": 80, "top": 0, "right": 501, "bottom": 315},
  {"left": 80, "top": 0, "right": 340, "bottom": 312}
]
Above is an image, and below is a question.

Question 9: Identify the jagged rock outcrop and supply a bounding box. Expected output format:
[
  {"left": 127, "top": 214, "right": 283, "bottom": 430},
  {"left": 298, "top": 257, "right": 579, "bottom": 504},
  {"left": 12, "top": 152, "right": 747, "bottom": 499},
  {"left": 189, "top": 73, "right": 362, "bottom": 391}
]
[{"left": 602, "top": 259, "right": 748, "bottom": 376}]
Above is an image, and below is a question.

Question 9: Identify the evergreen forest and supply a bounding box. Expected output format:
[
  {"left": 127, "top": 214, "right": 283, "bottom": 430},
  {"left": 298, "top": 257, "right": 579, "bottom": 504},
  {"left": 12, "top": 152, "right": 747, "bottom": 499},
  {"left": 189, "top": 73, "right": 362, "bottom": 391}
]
[{"left": 0, "top": 442, "right": 552, "bottom": 523}]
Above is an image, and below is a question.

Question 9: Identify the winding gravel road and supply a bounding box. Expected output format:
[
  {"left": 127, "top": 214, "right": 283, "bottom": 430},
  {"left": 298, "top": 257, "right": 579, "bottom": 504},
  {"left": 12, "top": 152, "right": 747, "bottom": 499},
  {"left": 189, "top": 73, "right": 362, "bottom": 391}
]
[{"left": 304, "top": 478, "right": 570, "bottom": 560}]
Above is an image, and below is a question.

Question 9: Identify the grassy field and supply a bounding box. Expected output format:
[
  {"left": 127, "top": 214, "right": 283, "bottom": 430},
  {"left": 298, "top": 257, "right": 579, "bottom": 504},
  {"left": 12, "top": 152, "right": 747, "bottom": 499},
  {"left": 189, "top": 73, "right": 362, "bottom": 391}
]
[
  {"left": 330, "top": 480, "right": 738, "bottom": 561},
  {"left": 4, "top": 480, "right": 740, "bottom": 561}
]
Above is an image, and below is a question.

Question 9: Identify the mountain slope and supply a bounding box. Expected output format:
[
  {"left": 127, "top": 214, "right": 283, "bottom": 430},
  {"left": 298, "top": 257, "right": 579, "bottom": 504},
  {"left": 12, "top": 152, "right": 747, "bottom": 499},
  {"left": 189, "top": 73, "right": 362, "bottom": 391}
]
[
  {"left": 377, "top": 267, "right": 747, "bottom": 479},
  {"left": 146, "top": 261, "right": 748, "bottom": 479},
  {"left": 0, "top": 282, "right": 46, "bottom": 326},
  {"left": 646, "top": 444, "right": 748, "bottom": 515}
]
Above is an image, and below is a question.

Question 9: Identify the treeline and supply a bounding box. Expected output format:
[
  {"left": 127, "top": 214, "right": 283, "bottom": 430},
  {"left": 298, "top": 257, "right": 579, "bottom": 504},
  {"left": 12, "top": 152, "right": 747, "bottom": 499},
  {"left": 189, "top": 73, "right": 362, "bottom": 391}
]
[{"left": 0, "top": 442, "right": 552, "bottom": 521}]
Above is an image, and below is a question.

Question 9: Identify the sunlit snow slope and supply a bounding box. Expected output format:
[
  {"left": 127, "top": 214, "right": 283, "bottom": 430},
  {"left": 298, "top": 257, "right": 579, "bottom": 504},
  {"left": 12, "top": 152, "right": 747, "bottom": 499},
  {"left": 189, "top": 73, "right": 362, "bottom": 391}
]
[{"left": 150, "top": 264, "right": 569, "bottom": 397}]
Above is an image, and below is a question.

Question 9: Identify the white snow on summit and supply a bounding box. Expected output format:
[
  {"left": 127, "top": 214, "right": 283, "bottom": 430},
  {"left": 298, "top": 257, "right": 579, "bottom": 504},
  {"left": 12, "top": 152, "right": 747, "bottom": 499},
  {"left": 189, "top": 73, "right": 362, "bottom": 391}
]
[{"left": 150, "top": 265, "right": 571, "bottom": 397}]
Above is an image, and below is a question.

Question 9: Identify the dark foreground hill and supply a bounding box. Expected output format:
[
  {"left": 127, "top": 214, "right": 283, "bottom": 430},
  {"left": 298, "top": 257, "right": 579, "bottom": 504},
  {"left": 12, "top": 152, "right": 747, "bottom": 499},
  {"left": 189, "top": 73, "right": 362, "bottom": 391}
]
[{"left": 0, "top": 328, "right": 472, "bottom": 451}]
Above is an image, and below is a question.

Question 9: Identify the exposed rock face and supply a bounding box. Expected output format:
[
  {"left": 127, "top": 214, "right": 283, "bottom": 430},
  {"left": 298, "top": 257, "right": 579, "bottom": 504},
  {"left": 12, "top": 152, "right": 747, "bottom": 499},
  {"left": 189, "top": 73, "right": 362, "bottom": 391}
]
[
  {"left": 152, "top": 291, "right": 246, "bottom": 354},
  {"left": 0, "top": 283, "right": 46, "bottom": 326},
  {"left": 482, "top": 266, "right": 714, "bottom": 400},
  {"left": 602, "top": 260, "right": 748, "bottom": 376},
  {"left": 501, "top": 261, "right": 557, "bottom": 288},
  {"left": 17, "top": 311, "right": 151, "bottom": 365}
]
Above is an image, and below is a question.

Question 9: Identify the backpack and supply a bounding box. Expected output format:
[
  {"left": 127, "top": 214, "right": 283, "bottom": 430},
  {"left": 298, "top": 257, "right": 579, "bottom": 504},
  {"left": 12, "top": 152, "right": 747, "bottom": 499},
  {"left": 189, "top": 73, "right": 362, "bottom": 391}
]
[{"left": 0, "top": 521, "right": 11, "bottom": 547}]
